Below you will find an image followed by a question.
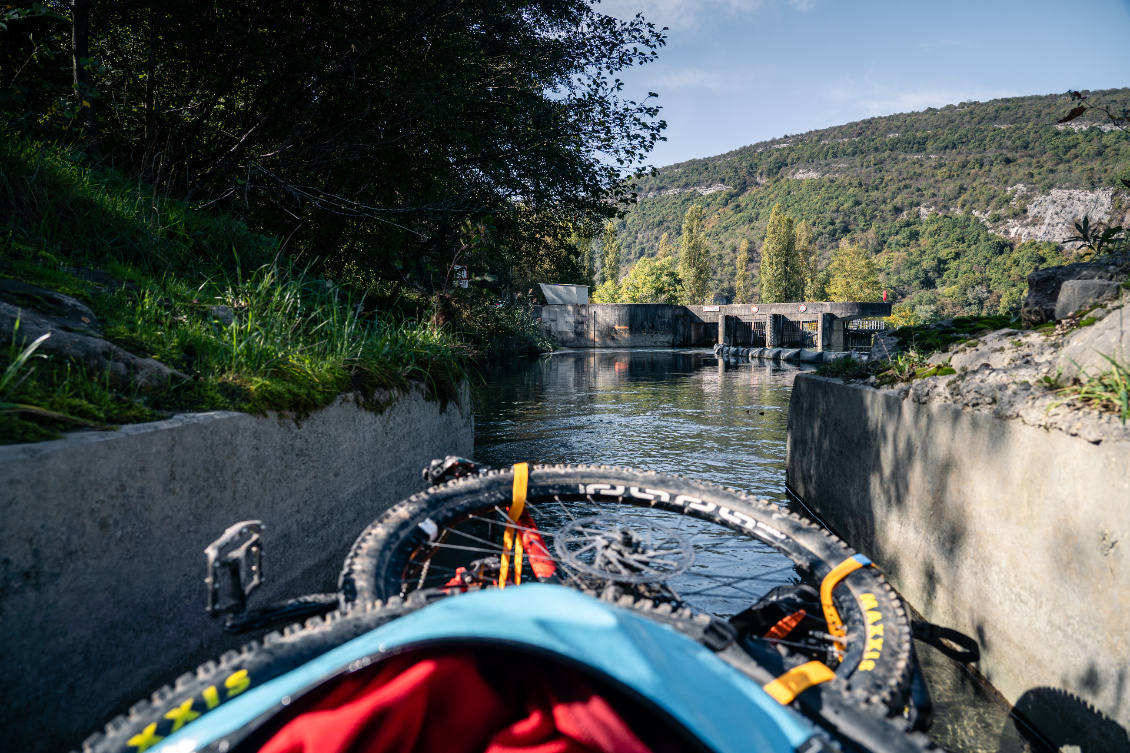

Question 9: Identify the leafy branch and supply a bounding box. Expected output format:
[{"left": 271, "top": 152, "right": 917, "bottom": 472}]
[{"left": 1064, "top": 215, "right": 1124, "bottom": 258}]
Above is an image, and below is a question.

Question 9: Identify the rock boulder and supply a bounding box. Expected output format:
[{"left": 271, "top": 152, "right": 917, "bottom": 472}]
[
  {"left": 1054, "top": 280, "right": 1123, "bottom": 320},
  {"left": 1057, "top": 305, "right": 1130, "bottom": 384},
  {"left": 0, "top": 301, "right": 186, "bottom": 389},
  {"left": 1020, "top": 256, "right": 1128, "bottom": 328}
]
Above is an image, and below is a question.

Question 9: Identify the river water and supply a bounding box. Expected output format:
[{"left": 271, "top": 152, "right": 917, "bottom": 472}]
[{"left": 473, "top": 348, "right": 1043, "bottom": 753}]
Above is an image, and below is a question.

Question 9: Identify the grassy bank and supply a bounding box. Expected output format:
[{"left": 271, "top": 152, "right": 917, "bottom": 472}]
[{"left": 1, "top": 134, "right": 540, "bottom": 444}]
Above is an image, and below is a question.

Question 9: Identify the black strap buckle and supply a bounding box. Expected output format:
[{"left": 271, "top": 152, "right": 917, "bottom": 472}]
[
  {"left": 422, "top": 456, "right": 492, "bottom": 487},
  {"left": 700, "top": 616, "right": 738, "bottom": 651}
]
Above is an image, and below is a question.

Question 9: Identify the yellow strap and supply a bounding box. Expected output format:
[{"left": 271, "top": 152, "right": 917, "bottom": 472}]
[
  {"left": 509, "top": 463, "right": 528, "bottom": 521},
  {"left": 762, "top": 661, "right": 836, "bottom": 705},
  {"left": 499, "top": 528, "right": 513, "bottom": 589},
  {"left": 499, "top": 463, "right": 530, "bottom": 589}
]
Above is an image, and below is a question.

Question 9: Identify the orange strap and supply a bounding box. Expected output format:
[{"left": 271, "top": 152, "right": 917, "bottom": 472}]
[
  {"left": 499, "top": 464, "right": 529, "bottom": 588},
  {"left": 764, "top": 609, "right": 807, "bottom": 640},
  {"left": 820, "top": 554, "right": 872, "bottom": 656}
]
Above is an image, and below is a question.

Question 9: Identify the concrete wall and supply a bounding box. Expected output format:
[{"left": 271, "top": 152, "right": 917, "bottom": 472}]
[
  {"left": 0, "top": 388, "right": 473, "bottom": 753},
  {"left": 534, "top": 304, "right": 716, "bottom": 348},
  {"left": 786, "top": 375, "right": 1129, "bottom": 748}
]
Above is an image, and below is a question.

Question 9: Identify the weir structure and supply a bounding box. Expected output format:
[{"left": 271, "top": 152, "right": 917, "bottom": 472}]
[{"left": 533, "top": 302, "right": 892, "bottom": 349}]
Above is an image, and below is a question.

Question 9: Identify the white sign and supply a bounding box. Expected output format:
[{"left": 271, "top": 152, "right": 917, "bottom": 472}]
[
  {"left": 453, "top": 265, "right": 469, "bottom": 289},
  {"left": 703, "top": 305, "right": 720, "bottom": 312}
]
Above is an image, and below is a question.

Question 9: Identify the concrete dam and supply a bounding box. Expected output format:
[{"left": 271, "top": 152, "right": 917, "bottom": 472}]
[{"left": 533, "top": 302, "right": 892, "bottom": 349}]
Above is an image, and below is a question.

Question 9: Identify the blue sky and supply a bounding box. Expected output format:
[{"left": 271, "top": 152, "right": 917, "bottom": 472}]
[{"left": 600, "top": 0, "right": 1130, "bottom": 167}]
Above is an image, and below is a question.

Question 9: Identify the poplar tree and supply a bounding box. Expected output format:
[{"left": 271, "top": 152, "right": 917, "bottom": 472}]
[
  {"left": 570, "top": 225, "right": 596, "bottom": 288},
  {"left": 759, "top": 204, "right": 802, "bottom": 302},
  {"left": 733, "top": 238, "right": 752, "bottom": 303},
  {"left": 795, "top": 220, "right": 822, "bottom": 300},
  {"left": 600, "top": 220, "right": 622, "bottom": 285},
  {"left": 657, "top": 232, "right": 673, "bottom": 260},
  {"left": 678, "top": 204, "right": 711, "bottom": 304}
]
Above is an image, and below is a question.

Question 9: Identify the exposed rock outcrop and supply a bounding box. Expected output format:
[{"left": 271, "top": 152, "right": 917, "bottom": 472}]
[
  {"left": 1057, "top": 306, "right": 1130, "bottom": 383},
  {"left": 0, "top": 283, "right": 186, "bottom": 389},
  {"left": 640, "top": 184, "right": 733, "bottom": 199},
  {"left": 0, "top": 279, "right": 102, "bottom": 337},
  {"left": 893, "top": 292, "right": 1130, "bottom": 445},
  {"left": 1006, "top": 187, "right": 1116, "bottom": 243}
]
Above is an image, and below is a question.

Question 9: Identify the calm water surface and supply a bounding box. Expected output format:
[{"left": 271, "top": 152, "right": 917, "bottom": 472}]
[{"left": 473, "top": 348, "right": 1041, "bottom": 753}]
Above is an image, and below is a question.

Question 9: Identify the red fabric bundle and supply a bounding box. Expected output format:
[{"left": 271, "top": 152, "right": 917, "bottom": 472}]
[{"left": 258, "top": 650, "right": 654, "bottom": 753}]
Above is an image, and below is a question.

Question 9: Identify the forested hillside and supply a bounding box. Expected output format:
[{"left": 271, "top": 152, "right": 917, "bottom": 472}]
[{"left": 612, "top": 89, "right": 1130, "bottom": 319}]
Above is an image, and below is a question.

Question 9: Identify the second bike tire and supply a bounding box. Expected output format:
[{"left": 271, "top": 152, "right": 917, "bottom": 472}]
[{"left": 339, "top": 464, "right": 914, "bottom": 713}]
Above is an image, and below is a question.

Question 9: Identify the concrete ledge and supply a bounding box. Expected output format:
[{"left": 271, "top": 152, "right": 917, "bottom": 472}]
[
  {"left": 0, "top": 388, "right": 473, "bottom": 753},
  {"left": 786, "top": 375, "right": 1129, "bottom": 745}
]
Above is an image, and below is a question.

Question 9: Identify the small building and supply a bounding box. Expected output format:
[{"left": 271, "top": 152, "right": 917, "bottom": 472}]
[{"left": 537, "top": 283, "right": 589, "bottom": 305}]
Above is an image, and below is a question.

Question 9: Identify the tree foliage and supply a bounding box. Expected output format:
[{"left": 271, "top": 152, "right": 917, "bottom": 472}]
[
  {"left": 826, "top": 241, "right": 882, "bottom": 302},
  {"left": 1, "top": 0, "right": 666, "bottom": 294},
  {"left": 795, "top": 220, "right": 822, "bottom": 300},
  {"left": 610, "top": 91, "right": 1128, "bottom": 315},
  {"left": 619, "top": 255, "right": 680, "bottom": 303},
  {"left": 678, "top": 204, "right": 710, "bottom": 304}
]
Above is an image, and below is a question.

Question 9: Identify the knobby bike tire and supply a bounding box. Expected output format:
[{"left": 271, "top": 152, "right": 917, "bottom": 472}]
[
  {"left": 338, "top": 465, "right": 914, "bottom": 712},
  {"left": 76, "top": 595, "right": 431, "bottom": 753}
]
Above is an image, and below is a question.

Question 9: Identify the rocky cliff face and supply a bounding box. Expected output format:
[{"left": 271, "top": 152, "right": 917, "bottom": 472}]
[{"left": 999, "top": 186, "right": 1123, "bottom": 245}]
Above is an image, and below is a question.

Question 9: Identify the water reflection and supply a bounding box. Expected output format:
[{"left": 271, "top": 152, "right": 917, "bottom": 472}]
[
  {"left": 473, "top": 348, "right": 1034, "bottom": 753},
  {"left": 474, "top": 348, "right": 809, "bottom": 501}
]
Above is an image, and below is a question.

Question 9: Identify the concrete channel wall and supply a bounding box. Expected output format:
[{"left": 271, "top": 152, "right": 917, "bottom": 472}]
[
  {"left": 786, "top": 375, "right": 1129, "bottom": 748},
  {"left": 0, "top": 388, "right": 473, "bottom": 753}
]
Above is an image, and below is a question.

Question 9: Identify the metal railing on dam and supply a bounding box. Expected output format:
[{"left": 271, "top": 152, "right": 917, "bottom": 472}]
[{"left": 533, "top": 301, "right": 892, "bottom": 349}]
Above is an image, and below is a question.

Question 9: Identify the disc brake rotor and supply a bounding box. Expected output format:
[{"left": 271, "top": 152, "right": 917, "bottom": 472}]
[{"left": 554, "top": 514, "right": 694, "bottom": 584}]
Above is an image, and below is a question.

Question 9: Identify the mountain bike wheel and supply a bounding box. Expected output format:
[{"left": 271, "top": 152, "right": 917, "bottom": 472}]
[{"left": 339, "top": 464, "right": 913, "bottom": 712}]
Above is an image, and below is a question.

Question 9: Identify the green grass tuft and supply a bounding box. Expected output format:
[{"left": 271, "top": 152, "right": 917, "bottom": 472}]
[
  {"left": 1051, "top": 354, "right": 1130, "bottom": 424},
  {"left": 889, "top": 315, "right": 1017, "bottom": 357},
  {"left": 0, "top": 133, "right": 471, "bottom": 444},
  {"left": 814, "top": 355, "right": 871, "bottom": 380}
]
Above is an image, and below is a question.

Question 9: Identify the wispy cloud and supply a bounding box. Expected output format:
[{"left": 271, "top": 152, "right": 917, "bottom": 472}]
[
  {"left": 596, "top": 0, "right": 818, "bottom": 28},
  {"left": 597, "top": 0, "right": 762, "bottom": 27},
  {"left": 826, "top": 75, "right": 1020, "bottom": 116},
  {"left": 650, "top": 66, "right": 767, "bottom": 92},
  {"left": 919, "top": 39, "right": 971, "bottom": 51}
]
